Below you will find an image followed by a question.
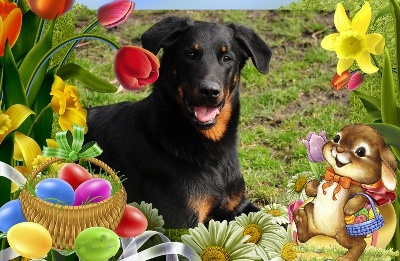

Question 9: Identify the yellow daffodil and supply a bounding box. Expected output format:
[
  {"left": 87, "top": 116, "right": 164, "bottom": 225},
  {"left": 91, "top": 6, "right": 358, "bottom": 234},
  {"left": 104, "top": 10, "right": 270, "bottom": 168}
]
[
  {"left": 0, "top": 103, "right": 34, "bottom": 144},
  {"left": 321, "top": 2, "right": 385, "bottom": 75},
  {"left": 50, "top": 76, "right": 87, "bottom": 132}
]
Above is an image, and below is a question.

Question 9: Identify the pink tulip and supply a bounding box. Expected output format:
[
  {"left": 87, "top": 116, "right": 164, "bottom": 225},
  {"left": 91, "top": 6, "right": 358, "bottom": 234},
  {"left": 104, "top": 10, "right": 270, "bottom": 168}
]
[
  {"left": 114, "top": 45, "right": 160, "bottom": 90},
  {"left": 331, "top": 70, "right": 363, "bottom": 91},
  {"left": 347, "top": 71, "right": 364, "bottom": 91},
  {"left": 288, "top": 200, "right": 304, "bottom": 223},
  {"left": 302, "top": 131, "right": 327, "bottom": 162},
  {"left": 27, "top": 0, "right": 74, "bottom": 20},
  {"left": 97, "top": 0, "right": 135, "bottom": 28}
]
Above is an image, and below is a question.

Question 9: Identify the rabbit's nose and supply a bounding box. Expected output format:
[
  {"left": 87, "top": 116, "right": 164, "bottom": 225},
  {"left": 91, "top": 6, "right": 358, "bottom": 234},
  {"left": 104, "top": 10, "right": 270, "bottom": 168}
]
[{"left": 336, "top": 146, "right": 345, "bottom": 153}]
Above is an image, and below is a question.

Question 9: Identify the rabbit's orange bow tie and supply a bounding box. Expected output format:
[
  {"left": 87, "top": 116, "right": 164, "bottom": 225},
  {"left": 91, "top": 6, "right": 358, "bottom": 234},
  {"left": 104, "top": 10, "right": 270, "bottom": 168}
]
[{"left": 322, "top": 167, "right": 361, "bottom": 200}]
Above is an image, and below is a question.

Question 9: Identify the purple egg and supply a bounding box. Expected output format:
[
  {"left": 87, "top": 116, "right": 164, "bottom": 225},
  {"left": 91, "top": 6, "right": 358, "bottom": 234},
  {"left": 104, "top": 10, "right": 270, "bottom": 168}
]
[{"left": 73, "top": 178, "right": 112, "bottom": 206}]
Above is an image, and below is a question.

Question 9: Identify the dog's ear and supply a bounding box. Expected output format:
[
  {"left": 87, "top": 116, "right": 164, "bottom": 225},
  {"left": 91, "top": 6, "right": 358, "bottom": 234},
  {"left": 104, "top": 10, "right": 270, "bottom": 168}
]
[
  {"left": 228, "top": 23, "right": 272, "bottom": 74},
  {"left": 141, "top": 16, "right": 192, "bottom": 55}
]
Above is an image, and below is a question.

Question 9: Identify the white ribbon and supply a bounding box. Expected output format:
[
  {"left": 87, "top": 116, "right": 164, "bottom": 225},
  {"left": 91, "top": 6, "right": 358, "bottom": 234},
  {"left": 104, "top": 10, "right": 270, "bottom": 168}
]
[
  {"left": 0, "top": 247, "right": 20, "bottom": 261},
  {"left": 0, "top": 161, "right": 27, "bottom": 188}
]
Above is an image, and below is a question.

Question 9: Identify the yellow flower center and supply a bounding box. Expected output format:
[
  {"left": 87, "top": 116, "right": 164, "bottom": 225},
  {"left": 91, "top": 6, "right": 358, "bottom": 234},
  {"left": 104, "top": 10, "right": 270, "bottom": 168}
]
[
  {"left": 243, "top": 224, "right": 262, "bottom": 244},
  {"left": 294, "top": 177, "right": 307, "bottom": 192},
  {"left": 268, "top": 209, "right": 282, "bottom": 217},
  {"left": 335, "top": 30, "right": 366, "bottom": 59},
  {"left": 201, "top": 246, "right": 230, "bottom": 261},
  {"left": 281, "top": 242, "right": 299, "bottom": 261},
  {"left": 0, "top": 113, "right": 11, "bottom": 135}
]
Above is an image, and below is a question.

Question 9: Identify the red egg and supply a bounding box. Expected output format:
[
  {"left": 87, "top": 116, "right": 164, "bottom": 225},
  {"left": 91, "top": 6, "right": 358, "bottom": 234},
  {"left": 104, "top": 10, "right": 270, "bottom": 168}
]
[
  {"left": 58, "top": 163, "right": 92, "bottom": 190},
  {"left": 115, "top": 205, "right": 148, "bottom": 238}
]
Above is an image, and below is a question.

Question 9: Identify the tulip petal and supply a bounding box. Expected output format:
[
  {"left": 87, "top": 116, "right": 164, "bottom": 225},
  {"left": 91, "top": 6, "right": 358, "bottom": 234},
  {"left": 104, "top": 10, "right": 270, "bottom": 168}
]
[
  {"left": 334, "top": 3, "right": 351, "bottom": 33},
  {"left": 14, "top": 132, "right": 41, "bottom": 173},
  {"left": 331, "top": 70, "right": 351, "bottom": 90},
  {"left": 28, "top": 0, "right": 74, "bottom": 20},
  {"left": 351, "top": 2, "right": 371, "bottom": 35},
  {"left": 365, "top": 33, "right": 385, "bottom": 55},
  {"left": 347, "top": 71, "right": 364, "bottom": 90},
  {"left": 98, "top": 0, "right": 134, "bottom": 28},
  {"left": 356, "top": 51, "right": 379, "bottom": 74},
  {"left": 321, "top": 33, "right": 339, "bottom": 51},
  {"left": 137, "top": 70, "right": 159, "bottom": 87},
  {"left": 337, "top": 58, "right": 355, "bottom": 76},
  {"left": 142, "top": 48, "right": 161, "bottom": 70},
  {"left": 0, "top": 7, "right": 22, "bottom": 56}
]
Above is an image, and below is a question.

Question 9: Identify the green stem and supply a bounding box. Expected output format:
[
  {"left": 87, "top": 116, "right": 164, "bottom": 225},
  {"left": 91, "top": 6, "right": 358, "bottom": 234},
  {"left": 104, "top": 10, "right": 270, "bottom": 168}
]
[
  {"left": 388, "top": 0, "right": 400, "bottom": 101},
  {"left": 26, "top": 33, "right": 120, "bottom": 104},
  {"left": 371, "top": 55, "right": 382, "bottom": 77},
  {"left": 34, "top": 18, "right": 46, "bottom": 44},
  {"left": 27, "top": 103, "right": 52, "bottom": 137},
  {"left": 60, "top": 19, "right": 100, "bottom": 67}
]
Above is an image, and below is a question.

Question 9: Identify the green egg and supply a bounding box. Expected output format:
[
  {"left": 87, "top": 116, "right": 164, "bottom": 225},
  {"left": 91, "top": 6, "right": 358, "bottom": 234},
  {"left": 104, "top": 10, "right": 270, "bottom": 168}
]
[{"left": 74, "top": 227, "right": 120, "bottom": 261}]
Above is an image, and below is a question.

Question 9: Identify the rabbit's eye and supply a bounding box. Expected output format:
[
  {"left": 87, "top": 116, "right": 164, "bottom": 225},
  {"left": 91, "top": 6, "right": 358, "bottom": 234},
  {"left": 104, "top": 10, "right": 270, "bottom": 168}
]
[
  {"left": 356, "top": 147, "right": 366, "bottom": 157},
  {"left": 333, "top": 134, "right": 340, "bottom": 143}
]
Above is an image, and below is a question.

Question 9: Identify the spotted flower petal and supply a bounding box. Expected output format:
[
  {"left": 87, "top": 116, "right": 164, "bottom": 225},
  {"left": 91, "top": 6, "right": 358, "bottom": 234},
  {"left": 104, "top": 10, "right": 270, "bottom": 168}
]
[{"left": 98, "top": 0, "right": 135, "bottom": 28}]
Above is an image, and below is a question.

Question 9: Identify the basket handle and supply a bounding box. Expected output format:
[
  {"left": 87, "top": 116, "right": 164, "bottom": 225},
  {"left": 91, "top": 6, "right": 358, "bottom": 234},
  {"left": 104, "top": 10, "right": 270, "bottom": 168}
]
[
  {"left": 31, "top": 157, "right": 121, "bottom": 182},
  {"left": 349, "top": 193, "right": 380, "bottom": 219}
]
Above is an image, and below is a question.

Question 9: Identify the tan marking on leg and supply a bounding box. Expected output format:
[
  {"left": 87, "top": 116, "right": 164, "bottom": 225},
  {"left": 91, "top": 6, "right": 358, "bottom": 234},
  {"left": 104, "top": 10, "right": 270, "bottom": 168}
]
[
  {"left": 188, "top": 196, "right": 214, "bottom": 223},
  {"left": 223, "top": 193, "right": 243, "bottom": 212}
]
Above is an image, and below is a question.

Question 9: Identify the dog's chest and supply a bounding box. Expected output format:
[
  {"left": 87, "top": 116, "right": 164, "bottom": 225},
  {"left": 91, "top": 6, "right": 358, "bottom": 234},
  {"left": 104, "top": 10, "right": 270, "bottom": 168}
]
[{"left": 313, "top": 180, "right": 350, "bottom": 236}]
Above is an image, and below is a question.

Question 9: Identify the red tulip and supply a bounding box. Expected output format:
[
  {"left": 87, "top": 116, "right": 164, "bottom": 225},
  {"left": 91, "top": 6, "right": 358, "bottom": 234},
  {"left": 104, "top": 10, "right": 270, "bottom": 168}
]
[
  {"left": 98, "top": 0, "right": 135, "bottom": 28},
  {"left": 114, "top": 46, "right": 160, "bottom": 90},
  {"left": 331, "top": 70, "right": 363, "bottom": 91},
  {"left": 27, "top": 0, "right": 74, "bottom": 20},
  {"left": 0, "top": 0, "right": 22, "bottom": 56}
]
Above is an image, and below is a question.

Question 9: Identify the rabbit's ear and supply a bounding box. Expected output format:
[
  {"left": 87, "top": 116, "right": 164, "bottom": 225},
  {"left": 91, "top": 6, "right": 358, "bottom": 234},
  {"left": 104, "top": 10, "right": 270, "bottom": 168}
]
[{"left": 380, "top": 146, "right": 397, "bottom": 191}]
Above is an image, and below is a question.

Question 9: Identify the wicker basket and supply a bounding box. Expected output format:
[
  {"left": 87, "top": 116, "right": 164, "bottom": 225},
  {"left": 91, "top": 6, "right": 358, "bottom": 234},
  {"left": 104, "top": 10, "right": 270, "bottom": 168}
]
[
  {"left": 346, "top": 193, "right": 384, "bottom": 236},
  {"left": 19, "top": 157, "right": 127, "bottom": 250}
]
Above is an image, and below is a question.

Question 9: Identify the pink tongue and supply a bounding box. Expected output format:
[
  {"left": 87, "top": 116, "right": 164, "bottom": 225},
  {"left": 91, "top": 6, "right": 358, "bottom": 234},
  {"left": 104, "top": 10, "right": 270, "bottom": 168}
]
[{"left": 194, "top": 106, "right": 220, "bottom": 123}]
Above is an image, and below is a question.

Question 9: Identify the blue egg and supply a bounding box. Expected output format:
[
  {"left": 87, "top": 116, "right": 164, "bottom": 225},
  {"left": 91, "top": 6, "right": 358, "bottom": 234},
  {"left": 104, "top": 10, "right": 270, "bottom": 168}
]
[
  {"left": 35, "top": 178, "right": 75, "bottom": 206},
  {"left": 0, "top": 199, "right": 26, "bottom": 233}
]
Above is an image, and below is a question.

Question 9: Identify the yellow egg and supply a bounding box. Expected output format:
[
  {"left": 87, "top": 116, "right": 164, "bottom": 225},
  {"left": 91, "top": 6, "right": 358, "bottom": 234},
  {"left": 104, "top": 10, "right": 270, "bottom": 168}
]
[
  {"left": 7, "top": 222, "right": 52, "bottom": 259},
  {"left": 345, "top": 215, "right": 355, "bottom": 224},
  {"left": 368, "top": 207, "right": 380, "bottom": 220}
]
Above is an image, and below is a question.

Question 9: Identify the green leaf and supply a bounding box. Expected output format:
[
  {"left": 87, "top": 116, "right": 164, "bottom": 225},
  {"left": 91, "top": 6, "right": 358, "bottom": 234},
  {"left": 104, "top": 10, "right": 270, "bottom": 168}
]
[
  {"left": 0, "top": 132, "right": 14, "bottom": 207},
  {"left": 11, "top": 10, "right": 41, "bottom": 63},
  {"left": 361, "top": 111, "right": 382, "bottom": 123},
  {"left": 368, "top": 123, "right": 400, "bottom": 151},
  {"left": 31, "top": 67, "right": 57, "bottom": 148},
  {"left": 373, "top": 3, "right": 391, "bottom": 25},
  {"left": 381, "top": 48, "right": 398, "bottom": 126},
  {"left": 3, "top": 41, "right": 31, "bottom": 134},
  {"left": 18, "top": 19, "right": 55, "bottom": 104},
  {"left": 352, "top": 90, "right": 381, "bottom": 113},
  {"left": 57, "top": 63, "right": 117, "bottom": 93},
  {"left": 389, "top": 0, "right": 400, "bottom": 100}
]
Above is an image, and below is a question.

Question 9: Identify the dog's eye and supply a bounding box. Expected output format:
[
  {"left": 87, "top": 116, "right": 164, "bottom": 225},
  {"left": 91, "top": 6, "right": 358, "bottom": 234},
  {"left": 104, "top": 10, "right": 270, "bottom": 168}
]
[
  {"left": 187, "top": 52, "right": 195, "bottom": 59},
  {"left": 222, "top": 55, "right": 232, "bottom": 62},
  {"left": 355, "top": 147, "right": 366, "bottom": 157},
  {"left": 333, "top": 134, "right": 340, "bottom": 143}
]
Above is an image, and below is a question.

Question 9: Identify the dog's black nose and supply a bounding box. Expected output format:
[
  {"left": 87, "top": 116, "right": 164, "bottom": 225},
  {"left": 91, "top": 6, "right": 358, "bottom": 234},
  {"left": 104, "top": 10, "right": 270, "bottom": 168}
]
[{"left": 199, "top": 81, "right": 221, "bottom": 100}]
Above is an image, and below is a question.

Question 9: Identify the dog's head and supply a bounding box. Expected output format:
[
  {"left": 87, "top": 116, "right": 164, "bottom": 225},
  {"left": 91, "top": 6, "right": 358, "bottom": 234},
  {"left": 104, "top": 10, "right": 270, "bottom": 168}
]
[{"left": 141, "top": 16, "right": 271, "bottom": 141}]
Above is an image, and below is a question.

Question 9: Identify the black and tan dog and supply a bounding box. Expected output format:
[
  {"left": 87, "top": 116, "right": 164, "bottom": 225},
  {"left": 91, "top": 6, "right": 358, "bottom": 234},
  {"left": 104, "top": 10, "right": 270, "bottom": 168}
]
[{"left": 86, "top": 16, "right": 272, "bottom": 228}]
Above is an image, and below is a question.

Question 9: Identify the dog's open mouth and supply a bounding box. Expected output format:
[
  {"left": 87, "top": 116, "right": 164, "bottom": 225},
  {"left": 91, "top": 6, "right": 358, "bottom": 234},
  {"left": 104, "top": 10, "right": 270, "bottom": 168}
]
[{"left": 185, "top": 99, "right": 223, "bottom": 129}]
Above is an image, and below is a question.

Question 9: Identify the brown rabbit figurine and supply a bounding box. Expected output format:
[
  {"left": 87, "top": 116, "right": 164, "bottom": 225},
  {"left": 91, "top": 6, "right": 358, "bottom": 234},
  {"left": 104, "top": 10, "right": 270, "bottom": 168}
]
[{"left": 293, "top": 124, "right": 397, "bottom": 261}]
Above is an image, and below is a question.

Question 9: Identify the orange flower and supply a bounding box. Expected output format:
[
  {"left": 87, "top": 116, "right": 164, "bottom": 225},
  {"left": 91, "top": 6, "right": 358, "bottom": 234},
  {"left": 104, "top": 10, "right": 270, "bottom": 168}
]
[
  {"left": 27, "top": 0, "right": 74, "bottom": 20},
  {"left": 114, "top": 46, "right": 160, "bottom": 90},
  {"left": 0, "top": 0, "right": 22, "bottom": 56}
]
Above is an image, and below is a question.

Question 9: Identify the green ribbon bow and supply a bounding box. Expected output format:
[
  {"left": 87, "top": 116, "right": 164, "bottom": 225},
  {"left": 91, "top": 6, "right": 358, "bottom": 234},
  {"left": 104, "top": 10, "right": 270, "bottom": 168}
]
[{"left": 42, "top": 125, "right": 103, "bottom": 161}]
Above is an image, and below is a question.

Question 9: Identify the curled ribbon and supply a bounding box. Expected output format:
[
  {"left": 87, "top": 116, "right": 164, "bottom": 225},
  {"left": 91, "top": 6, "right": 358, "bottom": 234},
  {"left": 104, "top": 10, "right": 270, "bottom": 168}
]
[
  {"left": 42, "top": 125, "right": 102, "bottom": 161},
  {"left": 118, "top": 231, "right": 200, "bottom": 261}
]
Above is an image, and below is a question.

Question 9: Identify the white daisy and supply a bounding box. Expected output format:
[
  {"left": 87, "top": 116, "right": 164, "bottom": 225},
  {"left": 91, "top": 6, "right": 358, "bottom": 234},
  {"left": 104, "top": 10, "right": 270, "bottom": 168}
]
[
  {"left": 286, "top": 171, "right": 314, "bottom": 201},
  {"left": 181, "top": 220, "right": 259, "bottom": 261},
  {"left": 261, "top": 203, "right": 289, "bottom": 225},
  {"left": 268, "top": 225, "right": 299, "bottom": 261},
  {"left": 130, "top": 201, "right": 165, "bottom": 233},
  {"left": 230, "top": 212, "right": 285, "bottom": 261}
]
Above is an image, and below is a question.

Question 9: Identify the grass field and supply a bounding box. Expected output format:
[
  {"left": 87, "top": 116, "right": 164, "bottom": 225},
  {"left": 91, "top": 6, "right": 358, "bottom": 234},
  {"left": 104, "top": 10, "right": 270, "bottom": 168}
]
[{"left": 73, "top": 8, "right": 350, "bottom": 206}]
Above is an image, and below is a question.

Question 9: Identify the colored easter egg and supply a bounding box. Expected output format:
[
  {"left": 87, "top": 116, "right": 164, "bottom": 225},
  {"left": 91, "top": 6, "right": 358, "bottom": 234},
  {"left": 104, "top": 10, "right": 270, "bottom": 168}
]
[
  {"left": 354, "top": 214, "right": 367, "bottom": 224},
  {"left": 115, "top": 205, "right": 148, "bottom": 238},
  {"left": 73, "top": 178, "right": 112, "bottom": 206},
  {"left": 35, "top": 178, "right": 75, "bottom": 205},
  {"left": 0, "top": 199, "right": 26, "bottom": 233},
  {"left": 58, "top": 163, "right": 92, "bottom": 190},
  {"left": 7, "top": 222, "right": 52, "bottom": 259},
  {"left": 74, "top": 227, "right": 120, "bottom": 261}
]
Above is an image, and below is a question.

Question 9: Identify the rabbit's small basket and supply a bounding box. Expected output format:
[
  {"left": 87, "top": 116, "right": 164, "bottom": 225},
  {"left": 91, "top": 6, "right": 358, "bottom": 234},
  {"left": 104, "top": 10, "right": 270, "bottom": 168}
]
[
  {"left": 18, "top": 157, "right": 127, "bottom": 250},
  {"left": 345, "top": 193, "right": 384, "bottom": 236}
]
